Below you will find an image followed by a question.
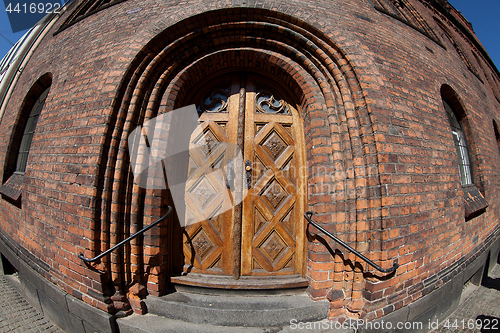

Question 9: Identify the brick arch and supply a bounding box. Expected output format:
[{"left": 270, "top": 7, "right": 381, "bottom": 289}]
[
  {"left": 440, "top": 84, "right": 476, "bottom": 162},
  {"left": 92, "top": 7, "right": 390, "bottom": 318},
  {"left": 166, "top": 49, "right": 321, "bottom": 114},
  {"left": 441, "top": 84, "right": 468, "bottom": 120}
]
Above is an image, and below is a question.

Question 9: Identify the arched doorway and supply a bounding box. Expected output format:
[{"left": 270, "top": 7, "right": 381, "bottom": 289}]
[
  {"left": 170, "top": 72, "right": 308, "bottom": 288},
  {"left": 97, "top": 6, "right": 383, "bottom": 315}
]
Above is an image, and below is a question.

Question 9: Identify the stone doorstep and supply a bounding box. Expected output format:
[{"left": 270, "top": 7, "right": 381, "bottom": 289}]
[
  {"left": 144, "top": 289, "right": 330, "bottom": 327},
  {"left": 117, "top": 313, "right": 355, "bottom": 333}
]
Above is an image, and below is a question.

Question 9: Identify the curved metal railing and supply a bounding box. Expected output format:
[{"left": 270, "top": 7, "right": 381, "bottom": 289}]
[
  {"left": 79, "top": 206, "right": 172, "bottom": 263},
  {"left": 304, "top": 211, "right": 398, "bottom": 274}
]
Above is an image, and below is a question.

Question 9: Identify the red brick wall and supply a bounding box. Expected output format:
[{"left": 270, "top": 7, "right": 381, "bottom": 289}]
[{"left": 0, "top": 0, "right": 499, "bottom": 321}]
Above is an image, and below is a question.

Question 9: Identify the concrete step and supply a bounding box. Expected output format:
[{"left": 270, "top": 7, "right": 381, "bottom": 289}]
[
  {"left": 117, "top": 313, "right": 353, "bottom": 333},
  {"left": 143, "top": 287, "right": 329, "bottom": 328},
  {"left": 117, "top": 313, "right": 281, "bottom": 333}
]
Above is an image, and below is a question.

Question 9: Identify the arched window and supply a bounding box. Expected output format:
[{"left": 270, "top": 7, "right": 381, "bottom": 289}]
[
  {"left": 443, "top": 99, "right": 473, "bottom": 185},
  {"left": 15, "top": 87, "right": 49, "bottom": 173},
  {"left": 441, "top": 85, "right": 487, "bottom": 219},
  {"left": 0, "top": 75, "right": 51, "bottom": 203}
]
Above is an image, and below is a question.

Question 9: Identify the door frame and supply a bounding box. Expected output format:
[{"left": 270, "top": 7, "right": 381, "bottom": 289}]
[{"left": 169, "top": 70, "right": 308, "bottom": 288}]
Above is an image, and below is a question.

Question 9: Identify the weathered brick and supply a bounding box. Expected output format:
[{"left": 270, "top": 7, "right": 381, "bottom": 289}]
[{"left": 0, "top": 0, "right": 498, "bottom": 325}]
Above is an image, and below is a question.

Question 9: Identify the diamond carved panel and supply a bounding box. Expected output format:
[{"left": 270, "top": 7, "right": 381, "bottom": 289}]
[
  {"left": 191, "top": 229, "right": 215, "bottom": 261},
  {"left": 261, "top": 131, "right": 287, "bottom": 160},
  {"left": 191, "top": 177, "right": 217, "bottom": 209},
  {"left": 196, "top": 129, "right": 220, "bottom": 157},
  {"left": 260, "top": 179, "right": 289, "bottom": 211},
  {"left": 259, "top": 230, "right": 288, "bottom": 262}
]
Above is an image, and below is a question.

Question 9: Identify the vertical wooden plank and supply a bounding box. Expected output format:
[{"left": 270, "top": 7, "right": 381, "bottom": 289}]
[
  {"left": 293, "top": 108, "right": 307, "bottom": 277},
  {"left": 240, "top": 75, "right": 256, "bottom": 276},
  {"left": 232, "top": 73, "right": 246, "bottom": 279}
]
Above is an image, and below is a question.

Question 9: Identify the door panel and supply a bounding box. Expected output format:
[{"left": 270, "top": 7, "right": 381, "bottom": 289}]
[
  {"left": 181, "top": 73, "right": 306, "bottom": 282},
  {"left": 241, "top": 77, "right": 303, "bottom": 276},
  {"left": 182, "top": 77, "right": 240, "bottom": 276}
]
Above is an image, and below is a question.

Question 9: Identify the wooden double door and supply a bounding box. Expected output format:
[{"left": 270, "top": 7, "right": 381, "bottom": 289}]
[{"left": 178, "top": 73, "right": 306, "bottom": 286}]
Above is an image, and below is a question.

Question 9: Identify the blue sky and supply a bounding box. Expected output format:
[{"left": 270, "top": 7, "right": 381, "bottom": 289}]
[
  {"left": 449, "top": 0, "right": 500, "bottom": 70},
  {"left": 1, "top": 1, "right": 499, "bottom": 70}
]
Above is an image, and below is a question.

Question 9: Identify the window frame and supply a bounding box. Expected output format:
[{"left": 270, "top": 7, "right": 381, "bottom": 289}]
[
  {"left": 440, "top": 85, "right": 487, "bottom": 220},
  {"left": 14, "top": 87, "right": 49, "bottom": 174},
  {"left": 443, "top": 99, "right": 474, "bottom": 186},
  {"left": 0, "top": 75, "right": 51, "bottom": 204}
]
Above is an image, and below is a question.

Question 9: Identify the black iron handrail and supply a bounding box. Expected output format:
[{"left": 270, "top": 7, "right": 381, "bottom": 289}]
[
  {"left": 304, "top": 211, "right": 398, "bottom": 274},
  {"left": 79, "top": 206, "right": 172, "bottom": 263}
]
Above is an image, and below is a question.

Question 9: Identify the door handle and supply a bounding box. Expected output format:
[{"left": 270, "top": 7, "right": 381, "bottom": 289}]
[{"left": 245, "top": 160, "right": 252, "bottom": 189}]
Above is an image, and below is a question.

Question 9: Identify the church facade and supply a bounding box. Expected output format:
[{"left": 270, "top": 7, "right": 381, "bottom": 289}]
[{"left": 0, "top": 0, "right": 499, "bottom": 331}]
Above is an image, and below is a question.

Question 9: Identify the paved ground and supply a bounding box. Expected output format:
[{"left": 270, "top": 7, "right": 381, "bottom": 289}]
[
  {"left": 0, "top": 264, "right": 499, "bottom": 332},
  {"left": 432, "top": 263, "right": 500, "bottom": 333},
  {"left": 0, "top": 274, "right": 61, "bottom": 333}
]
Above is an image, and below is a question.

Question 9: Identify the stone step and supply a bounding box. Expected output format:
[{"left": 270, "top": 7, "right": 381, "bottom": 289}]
[
  {"left": 117, "top": 313, "right": 280, "bottom": 333},
  {"left": 117, "top": 313, "right": 352, "bottom": 333},
  {"left": 143, "top": 287, "right": 329, "bottom": 328}
]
